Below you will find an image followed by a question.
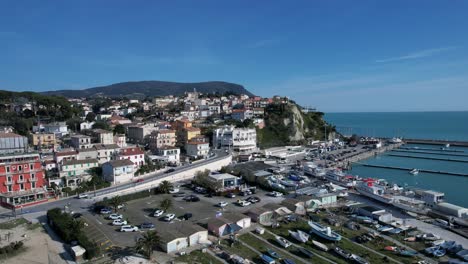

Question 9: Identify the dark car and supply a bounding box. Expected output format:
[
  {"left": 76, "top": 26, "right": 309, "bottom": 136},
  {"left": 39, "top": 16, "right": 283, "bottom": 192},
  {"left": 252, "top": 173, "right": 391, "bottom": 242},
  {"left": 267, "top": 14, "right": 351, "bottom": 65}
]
[
  {"left": 178, "top": 213, "right": 193, "bottom": 220},
  {"left": 184, "top": 195, "right": 200, "bottom": 202},
  {"left": 225, "top": 192, "right": 236, "bottom": 198},
  {"left": 247, "top": 196, "right": 261, "bottom": 203},
  {"left": 165, "top": 168, "right": 176, "bottom": 174},
  {"left": 140, "top": 222, "right": 155, "bottom": 229}
]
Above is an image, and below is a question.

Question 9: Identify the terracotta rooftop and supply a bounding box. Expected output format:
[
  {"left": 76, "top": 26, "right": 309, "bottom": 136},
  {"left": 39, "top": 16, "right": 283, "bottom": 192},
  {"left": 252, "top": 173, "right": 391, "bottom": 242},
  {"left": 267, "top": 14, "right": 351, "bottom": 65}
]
[{"left": 120, "top": 147, "right": 144, "bottom": 156}]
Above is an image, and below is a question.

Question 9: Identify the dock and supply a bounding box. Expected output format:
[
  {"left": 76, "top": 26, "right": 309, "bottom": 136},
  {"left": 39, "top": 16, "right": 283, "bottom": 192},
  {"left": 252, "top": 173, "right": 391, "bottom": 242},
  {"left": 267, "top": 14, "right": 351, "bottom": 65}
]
[
  {"left": 399, "top": 146, "right": 463, "bottom": 153},
  {"left": 356, "top": 163, "right": 468, "bottom": 177},
  {"left": 391, "top": 149, "right": 468, "bottom": 157},
  {"left": 387, "top": 153, "right": 468, "bottom": 163},
  {"left": 404, "top": 139, "right": 468, "bottom": 147}
]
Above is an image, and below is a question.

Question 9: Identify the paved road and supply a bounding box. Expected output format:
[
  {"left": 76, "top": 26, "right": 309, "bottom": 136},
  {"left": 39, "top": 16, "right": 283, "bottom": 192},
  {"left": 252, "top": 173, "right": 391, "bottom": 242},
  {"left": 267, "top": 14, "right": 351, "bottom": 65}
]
[{"left": 0, "top": 150, "right": 231, "bottom": 220}]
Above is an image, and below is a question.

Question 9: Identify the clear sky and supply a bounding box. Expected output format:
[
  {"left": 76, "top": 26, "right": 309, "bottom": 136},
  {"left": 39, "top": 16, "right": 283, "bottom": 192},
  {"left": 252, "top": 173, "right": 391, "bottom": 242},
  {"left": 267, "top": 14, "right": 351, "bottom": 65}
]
[{"left": 1, "top": 1, "right": 467, "bottom": 112}]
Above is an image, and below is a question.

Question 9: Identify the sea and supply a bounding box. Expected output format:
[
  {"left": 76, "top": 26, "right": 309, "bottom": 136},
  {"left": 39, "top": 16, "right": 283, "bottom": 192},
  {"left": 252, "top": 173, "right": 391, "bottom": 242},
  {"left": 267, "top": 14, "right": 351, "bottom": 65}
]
[{"left": 325, "top": 111, "right": 468, "bottom": 207}]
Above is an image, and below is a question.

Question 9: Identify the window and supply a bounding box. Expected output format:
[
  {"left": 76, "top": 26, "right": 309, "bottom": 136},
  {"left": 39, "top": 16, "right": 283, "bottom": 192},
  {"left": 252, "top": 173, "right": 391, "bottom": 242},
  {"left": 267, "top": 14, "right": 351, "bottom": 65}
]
[
  {"left": 7, "top": 186, "right": 12, "bottom": 192},
  {"left": 30, "top": 164, "right": 34, "bottom": 170},
  {"left": 20, "top": 183, "right": 24, "bottom": 190},
  {"left": 19, "top": 175, "right": 24, "bottom": 181},
  {"left": 32, "top": 182, "right": 36, "bottom": 188},
  {"left": 7, "top": 176, "right": 12, "bottom": 182},
  {"left": 6, "top": 166, "right": 10, "bottom": 173},
  {"left": 18, "top": 165, "right": 22, "bottom": 171},
  {"left": 31, "top": 173, "right": 35, "bottom": 179}
]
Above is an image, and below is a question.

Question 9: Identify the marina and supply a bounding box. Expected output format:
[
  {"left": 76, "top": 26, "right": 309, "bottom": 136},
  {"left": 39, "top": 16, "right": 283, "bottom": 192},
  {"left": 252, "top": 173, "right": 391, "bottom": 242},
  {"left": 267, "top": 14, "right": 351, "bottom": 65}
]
[
  {"left": 387, "top": 153, "right": 468, "bottom": 163},
  {"left": 357, "top": 163, "right": 468, "bottom": 177}
]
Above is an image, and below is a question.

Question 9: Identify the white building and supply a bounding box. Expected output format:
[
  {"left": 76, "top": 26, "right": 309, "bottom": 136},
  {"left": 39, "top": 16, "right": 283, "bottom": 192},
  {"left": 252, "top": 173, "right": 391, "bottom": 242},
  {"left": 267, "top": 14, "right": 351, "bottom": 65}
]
[
  {"left": 127, "top": 124, "right": 159, "bottom": 144},
  {"left": 33, "top": 122, "right": 68, "bottom": 137},
  {"left": 70, "top": 134, "right": 92, "bottom": 149},
  {"left": 154, "top": 146, "right": 180, "bottom": 165},
  {"left": 207, "top": 173, "right": 240, "bottom": 192},
  {"left": 113, "top": 134, "right": 127, "bottom": 148},
  {"left": 80, "top": 121, "right": 95, "bottom": 131},
  {"left": 92, "top": 129, "right": 114, "bottom": 145},
  {"left": 185, "top": 141, "right": 210, "bottom": 158},
  {"left": 102, "top": 159, "right": 135, "bottom": 184},
  {"left": 159, "top": 223, "right": 209, "bottom": 253},
  {"left": 213, "top": 126, "right": 257, "bottom": 154},
  {"left": 117, "top": 147, "right": 145, "bottom": 169},
  {"left": 94, "top": 144, "right": 120, "bottom": 164}
]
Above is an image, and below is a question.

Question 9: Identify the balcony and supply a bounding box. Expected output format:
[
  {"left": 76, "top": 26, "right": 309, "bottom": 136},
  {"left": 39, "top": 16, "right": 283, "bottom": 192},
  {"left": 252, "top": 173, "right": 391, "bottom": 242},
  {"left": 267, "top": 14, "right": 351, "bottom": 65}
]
[{"left": 3, "top": 181, "right": 13, "bottom": 186}]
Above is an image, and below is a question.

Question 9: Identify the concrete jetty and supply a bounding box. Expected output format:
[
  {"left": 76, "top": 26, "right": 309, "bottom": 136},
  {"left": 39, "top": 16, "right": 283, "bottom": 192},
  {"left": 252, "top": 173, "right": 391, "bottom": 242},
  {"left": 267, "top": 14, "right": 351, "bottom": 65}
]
[
  {"left": 387, "top": 153, "right": 468, "bottom": 163},
  {"left": 391, "top": 149, "right": 468, "bottom": 157},
  {"left": 356, "top": 162, "right": 468, "bottom": 177},
  {"left": 399, "top": 146, "right": 463, "bottom": 153},
  {"left": 404, "top": 139, "right": 468, "bottom": 147}
]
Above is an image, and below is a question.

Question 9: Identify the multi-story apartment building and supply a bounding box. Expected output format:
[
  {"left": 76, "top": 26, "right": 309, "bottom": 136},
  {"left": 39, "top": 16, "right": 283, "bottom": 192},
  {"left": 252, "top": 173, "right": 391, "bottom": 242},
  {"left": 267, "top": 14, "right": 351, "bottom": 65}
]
[
  {"left": 59, "top": 159, "right": 98, "bottom": 187},
  {"left": 154, "top": 146, "right": 180, "bottom": 165},
  {"left": 92, "top": 129, "right": 114, "bottom": 145},
  {"left": 102, "top": 159, "right": 135, "bottom": 184},
  {"left": 94, "top": 144, "right": 120, "bottom": 164},
  {"left": 185, "top": 141, "right": 210, "bottom": 158},
  {"left": 33, "top": 122, "right": 68, "bottom": 137},
  {"left": 0, "top": 152, "right": 47, "bottom": 208},
  {"left": 70, "top": 134, "right": 92, "bottom": 149},
  {"left": 148, "top": 129, "right": 176, "bottom": 152},
  {"left": 127, "top": 124, "right": 159, "bottom": 144},
  {"left": 117, "top": 147, "right": 145, "bottom": 169},
  {"left": 30, "top": 133, "right": 56, "bottom": 149},
  {"left": 213, "top": 126, "right": 257, "bottom": 154}
]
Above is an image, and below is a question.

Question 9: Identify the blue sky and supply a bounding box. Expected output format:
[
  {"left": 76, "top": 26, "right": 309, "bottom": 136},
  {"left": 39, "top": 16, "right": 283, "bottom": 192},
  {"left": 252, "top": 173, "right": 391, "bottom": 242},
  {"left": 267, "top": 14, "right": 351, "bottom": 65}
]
[{"left": 1, "top": 1, "right": 468, "bottom": 112}]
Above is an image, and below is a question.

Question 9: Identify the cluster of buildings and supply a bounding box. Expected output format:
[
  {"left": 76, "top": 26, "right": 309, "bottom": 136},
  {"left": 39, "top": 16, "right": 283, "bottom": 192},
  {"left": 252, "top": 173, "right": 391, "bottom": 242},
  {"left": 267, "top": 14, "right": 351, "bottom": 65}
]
[{"left": 0, "top": 91, "right": 294, "bottom": 209}]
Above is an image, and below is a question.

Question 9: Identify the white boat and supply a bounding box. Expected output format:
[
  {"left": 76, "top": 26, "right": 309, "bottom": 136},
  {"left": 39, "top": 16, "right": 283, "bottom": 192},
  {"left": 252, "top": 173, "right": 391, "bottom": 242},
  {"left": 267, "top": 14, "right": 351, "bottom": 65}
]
[
  {"left": 409, "top": 169, "right": 419, "bottom": 175},
  {"left": 350, "top": 254, "right": 369, "bottom": 264},
  {"left": 288, "top": 230, "right": 309, "bottom": 243},
  {"left": 312, "top": 240, "right": 328, "bottom": 251},
  {"left": 355, "top": 180, "right": 394, "bottom": 204},
  {"left": 308, "top": 221, "right": 341, "bottom": 241},
  {"left": 275, "top": 236, "right": 292, "bottom": 248},
  {"left": 325, "top": 170, "right": 355, "bottom": 187}
]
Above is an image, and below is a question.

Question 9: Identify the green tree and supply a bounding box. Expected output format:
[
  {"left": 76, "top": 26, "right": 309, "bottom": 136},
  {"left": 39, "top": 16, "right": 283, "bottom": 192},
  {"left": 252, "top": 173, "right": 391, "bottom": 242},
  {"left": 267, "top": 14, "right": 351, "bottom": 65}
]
[
  {"left": 85, "top": 112, "right": 96, "bottom": 122},
  {"left": 194, "top": 169, "right": 211, "bottom": 188},
  {"left": 113, "top": 124, "right": 126, "bottom": 135},
  {"left": 158, "top": 180, "right": 173, "bottom": 194},
  {"left": 92, "top": 121, "right": 111, "bottom": 131},
  {"left": 109, "top": 195, "right": 123, "bottom": 212},
  {"left": 136, "top": 230, "right": 160, "bottom": 259},
  {"left": 159, "top": 198, "right": 172, "bottom": 212}
]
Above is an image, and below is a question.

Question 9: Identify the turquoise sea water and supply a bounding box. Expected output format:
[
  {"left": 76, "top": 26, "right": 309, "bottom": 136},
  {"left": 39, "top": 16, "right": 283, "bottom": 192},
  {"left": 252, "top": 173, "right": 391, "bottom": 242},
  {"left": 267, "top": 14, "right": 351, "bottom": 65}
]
[
  {"left": 325, "top": 112, "right": 468, "bottom": 207},
  {"left": 325, "top": 111, "right": 468, "bottom": 141}
]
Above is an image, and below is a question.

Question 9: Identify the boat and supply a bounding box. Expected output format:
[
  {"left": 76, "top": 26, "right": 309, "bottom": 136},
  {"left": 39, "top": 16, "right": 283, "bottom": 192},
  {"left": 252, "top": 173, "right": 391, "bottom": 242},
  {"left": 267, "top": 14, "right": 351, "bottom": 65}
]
[
  {"left": 288, "top": 174, "right": 302, "bottom": 181},
  {"left": 282, "top": 259, "right": 295, "bottom": 264},
  {"left": 377, "top": 226, "right": 394, "bottom": 232},
  {"left": 419, "top": 233, "right": 440, "bottom": 241},
  {"left": 355, "top": 179, "right": 394, "bottom": 204},
  {"left": 308, "top": 221, "right": 341, "bottom": 241},
  {"left": 384, "top": 246, "right": 397, "bottom": 251},
  {"left": 409, "top": 169, "right": 419, "bottom": 175},
  {"left": 388, "top": 228, "right": 403, "bottom": 234},
  {"left": 425, "top": 246, "right": 446, "bottom": 257},
  {"left": 288, "top": 230, "right": 309, "bottom": 243},
  {"left": 333, "top": 247, "right": 351, "bottom": 259},
  {"left": 349, "top": 254, "right": 369, "bottom": 264},
  {"left": 267, "top": 249, "right": 280, "bottom": 259},
  {"left": 404, "top": 237, "right": 416, "bottom": 242},
  {"left": 325, "top": 170, "right": 355, "bottom": 187},
  {"left": 431, "top": 239, "right": 446, "bottom": 246},
  {"left": 446, "top": 144, "right": 450, "bottom": 148},
  {"left": 312, "top": 240, "right": 329, "bottom": 251},
  {"left": 275, "top": 236, "right": 292, "bottom": 248},
  {"left": 351, "top": 215, "right": 374, "bottom": 224},
  {"left": 440, "top": 240, "right": 457, "bottom": 250},
  {"left": 298, "top": 247, "right": 314, "bottom": 258},
  {"left": 399, "top": 249, "right": 418, "bottom": 257},
  {"left": 260, "top": 254, "right": 276, "bottom": 264},
  {"left": 279, "top": 180, "right": 297, "bottom": 188}
]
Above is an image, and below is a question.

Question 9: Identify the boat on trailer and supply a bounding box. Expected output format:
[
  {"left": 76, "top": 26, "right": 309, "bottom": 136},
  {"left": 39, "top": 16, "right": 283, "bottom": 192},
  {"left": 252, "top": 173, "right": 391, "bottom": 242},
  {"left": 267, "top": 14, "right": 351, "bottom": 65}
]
[{"left": 288, "top": 229, "right": 309, "bottom": 243}]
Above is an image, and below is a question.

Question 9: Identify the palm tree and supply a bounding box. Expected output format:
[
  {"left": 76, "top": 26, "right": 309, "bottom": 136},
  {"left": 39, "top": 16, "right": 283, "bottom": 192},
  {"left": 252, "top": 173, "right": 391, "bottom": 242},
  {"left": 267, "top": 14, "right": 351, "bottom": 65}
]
[
  {"left": 109, "top": 195, "right": 123, "bottom": 213},
  {"left": 159, "top": 198, "right": 172, "bottom": 212},
  {"left": 136, "top": 230, "right": 160, "bottom": 259},
  {"left": 158, "top": 180, "right": 173, "bottom": 194}
]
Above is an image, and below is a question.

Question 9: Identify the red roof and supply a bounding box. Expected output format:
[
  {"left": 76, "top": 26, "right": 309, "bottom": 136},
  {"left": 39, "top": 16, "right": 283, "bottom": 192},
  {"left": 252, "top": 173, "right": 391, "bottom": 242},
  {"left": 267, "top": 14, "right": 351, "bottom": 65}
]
[
  {"left": 55, "top": 151, "right": 78, "bottom": 157},
  {"left": 120, "top": 147, "right": 144, "bottom": 156}
]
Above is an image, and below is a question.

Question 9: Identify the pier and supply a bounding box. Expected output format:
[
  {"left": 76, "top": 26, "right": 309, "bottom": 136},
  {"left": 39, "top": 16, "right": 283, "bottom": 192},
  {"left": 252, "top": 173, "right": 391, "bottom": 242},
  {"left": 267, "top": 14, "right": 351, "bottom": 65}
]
[
  {"left": 391, "top": 149, "right": 468, "bottom": 157},
  {"left": 399, "top": 146, "right": 464, "bottom": 153},
  {"left": 387, "top": 153, "right": 468, "bottom": 163},
  {"left": 356, "top": 163, "right": 468, "bottom": 177},
  {"left": 404, "top": 139, "right": 468, "bottom": 147}
]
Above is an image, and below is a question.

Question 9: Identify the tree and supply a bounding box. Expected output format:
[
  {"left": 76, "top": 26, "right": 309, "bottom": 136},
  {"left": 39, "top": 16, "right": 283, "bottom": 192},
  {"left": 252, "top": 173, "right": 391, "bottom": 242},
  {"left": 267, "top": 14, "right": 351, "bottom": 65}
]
[
  {"left": 109, "top": 195, "right": 123, "bottom": 212},
  {"left": 159, "top": 198, "right": 172, "bottom": 212},
  {"left": 158, "top": 180, "right": 173, "bottom": 194},
  {"left": 194, "top": 169, "right": 211, "bottom": 188},
  {"left": 136, "top": 230, "right": 160, "bottom": 259},
  {"left": 92, "top": 121, "right": 111, "bottom": 131},
  {"left": 85, "top": 112, "right": 96, "bottom": 122},
  {"left": 113, "top": 124, "right": 125, "bottom": 135}
]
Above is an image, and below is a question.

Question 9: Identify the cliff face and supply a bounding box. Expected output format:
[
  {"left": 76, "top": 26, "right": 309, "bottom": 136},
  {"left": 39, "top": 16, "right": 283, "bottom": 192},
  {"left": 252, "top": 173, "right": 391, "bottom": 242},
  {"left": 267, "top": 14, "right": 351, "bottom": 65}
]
[{"left": 257, "top": 103, "right": 333, "bottom": 148}]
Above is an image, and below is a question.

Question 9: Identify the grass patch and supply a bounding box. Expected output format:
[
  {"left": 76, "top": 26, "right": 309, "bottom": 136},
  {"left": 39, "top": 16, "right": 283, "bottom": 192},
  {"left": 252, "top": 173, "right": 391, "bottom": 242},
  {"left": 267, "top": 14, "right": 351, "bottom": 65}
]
[
  {"left": 0, "top": 218, "right": 29, "bottom": 229},
  {"left": 220, "top": 239, "right": 258, "bottom": 260},
  {"left": 175, "top": 250, "right": 223, "bottom": 264},
  {"left": 26, "top": 222, "right": 43, "bottom": 230}
]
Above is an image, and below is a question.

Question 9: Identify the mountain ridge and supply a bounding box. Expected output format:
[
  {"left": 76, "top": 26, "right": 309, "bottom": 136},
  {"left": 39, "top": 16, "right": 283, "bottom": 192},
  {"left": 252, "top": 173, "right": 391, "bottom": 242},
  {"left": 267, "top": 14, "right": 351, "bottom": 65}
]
[{"left": 41, "top": 80, "right": 254, "bottom": 98}]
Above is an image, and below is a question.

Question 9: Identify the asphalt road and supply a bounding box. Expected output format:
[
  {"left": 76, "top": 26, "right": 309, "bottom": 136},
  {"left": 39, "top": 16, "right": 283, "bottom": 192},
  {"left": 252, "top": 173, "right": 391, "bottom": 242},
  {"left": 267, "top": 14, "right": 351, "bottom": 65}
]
[{"left": 0, "top": 149, "right": 231, "bottom": 220}]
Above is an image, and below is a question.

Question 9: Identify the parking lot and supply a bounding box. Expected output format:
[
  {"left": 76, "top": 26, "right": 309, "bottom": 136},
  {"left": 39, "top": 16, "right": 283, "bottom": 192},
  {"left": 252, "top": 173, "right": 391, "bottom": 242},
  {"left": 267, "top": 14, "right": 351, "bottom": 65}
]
[{"left": 82, "top": 185, "right": 284, "bottom": 248}]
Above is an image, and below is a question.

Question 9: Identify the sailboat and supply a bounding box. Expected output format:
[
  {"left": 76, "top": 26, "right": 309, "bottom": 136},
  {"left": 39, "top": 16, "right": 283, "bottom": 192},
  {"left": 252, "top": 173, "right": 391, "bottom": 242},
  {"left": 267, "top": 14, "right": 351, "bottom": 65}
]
[
  {"left": 288, "top": 230, "right": 309, "bottom": 243},
  {"left": 409, "top": 169, "right": 419, "bottom": 175}
]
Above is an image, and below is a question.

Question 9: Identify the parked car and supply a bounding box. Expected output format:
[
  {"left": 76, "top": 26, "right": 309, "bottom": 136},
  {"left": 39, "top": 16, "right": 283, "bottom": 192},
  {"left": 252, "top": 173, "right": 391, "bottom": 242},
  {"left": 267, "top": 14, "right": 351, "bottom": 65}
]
[
  {"left": 100, "top": 208, "right": 112, "bottom": 214},
  {"left": 225, "top": 192, "right": 236, "bottom": 198},
  {"left": 165, "top": 168, "right": 175, "bottom": 174},
  {"left": 247, "top": 196, "right": 261, "bottom": 203},
  {"left": 134, "top": 178, "right": 144, "bottom": 183},
  {"left": 268, "top": 191, "right": 283, "bottom": 197},
  {"left": 172, "top": 192, "right": 186, "bottom": 198},
  {"left": 108, "top": 214, "right": 123, "bottom": 220},
  {"left": 178, "top": 213, "right": 193, "bottom": 221},
  {"left": 153, "top": 209, "right": 164, "bottom": 217},
  {"left": 112, "top": 219, "right": 128, "bottom": 226},
  {"left": 169, "top": 188, "right": 180, "bottom": 194},
  {"left": 78, "top": 193, "right": 88, "bottom": 199},
  {"left": 117, "top": 204, "right": 126, "bottom": 209},
  {"left": 120, "top": 225, "right": 139, "bottom": 232},
  {"left": 140, "top": 222, "right": 155, "bottom": 230},
  {"left": 218, "top": 201, "right": 228, "bottom": 207},
  {"left": 164, "top": 213, "right": 176, "bottom": 222},
  {"left": 184, "top": 195, "right": 200, "bottom": 202},
  {"left": 237, "top": 200, "right": 251, "bottom": 207}
]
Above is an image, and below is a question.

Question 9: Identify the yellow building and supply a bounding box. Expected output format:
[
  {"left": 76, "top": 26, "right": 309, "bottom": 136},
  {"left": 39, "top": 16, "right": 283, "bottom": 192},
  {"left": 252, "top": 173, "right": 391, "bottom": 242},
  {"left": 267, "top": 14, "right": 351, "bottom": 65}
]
[{"left": 31, "top": 133, "right": 56, "bottom": 148}]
